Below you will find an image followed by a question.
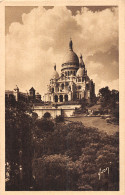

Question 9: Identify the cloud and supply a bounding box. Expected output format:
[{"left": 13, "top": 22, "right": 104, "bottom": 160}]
[
  {"left": 90, "top": 73, "right": 119, "bottom": 94},
  {"left": 6, "top": 6, "right": 118, "bottom": 96},
  {"left": 99, "top": 79, "right": 119, "bottom": 91},
  {"left": 86, "top": 61, "right": 104, "bottom": 75},
  {"left": 75, "top": 7, "right": 118, "bottom": 55}
]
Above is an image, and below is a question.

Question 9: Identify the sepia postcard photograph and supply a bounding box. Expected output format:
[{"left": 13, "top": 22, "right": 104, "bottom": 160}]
[{"left": 0, "top": 0, "right": 125, "bottom": 194}]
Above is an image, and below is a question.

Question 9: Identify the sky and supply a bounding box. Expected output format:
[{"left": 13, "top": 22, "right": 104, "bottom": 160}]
[{"left": 5, "top": 6, "right": 119, "bottom": 96}]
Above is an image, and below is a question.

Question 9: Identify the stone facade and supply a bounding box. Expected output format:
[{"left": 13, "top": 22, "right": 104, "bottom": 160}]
[
  {"left": 33, "top": 104, "right": 81, "bottom": 118},
  {"left": 5, "top": 86, "right": 41, "bottom": 102},
  {"left": 44, "top": 39, "right": 95, "bottom": 103}
]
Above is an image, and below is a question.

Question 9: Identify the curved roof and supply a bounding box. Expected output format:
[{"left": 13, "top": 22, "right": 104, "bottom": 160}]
[
  {"left": 51, "top": 70, "right": 59, "bottom": 79},
  {"left": 63, "top": 50, "right": 79, "bottom": 64},
  {"left": 76, "top": 67, "right": 84, "bottom": 77},
  {"left": 79, "top": 54, "right": 85, "bottom": 68},
  {"left": 62, "top": 39, "right": 79, "bottom": 66}
]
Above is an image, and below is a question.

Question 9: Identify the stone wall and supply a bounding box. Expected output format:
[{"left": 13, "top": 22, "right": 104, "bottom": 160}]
[{"left": 33, "top": 104, "right": 81, "bottom": 119}]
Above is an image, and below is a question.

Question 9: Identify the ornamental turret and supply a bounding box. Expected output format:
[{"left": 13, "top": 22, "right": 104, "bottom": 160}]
[
  {"left": 51, "top": 64, "right": 59, "bottom": 79},
  {"left": 76, "top": 55, "right": 85, "bottom": 77},
  {"left": 69, "top": 38, "right": 73, "bottom": 51},
  {"left": 79, "top": 54, "right": 85, "bottom": 69}
]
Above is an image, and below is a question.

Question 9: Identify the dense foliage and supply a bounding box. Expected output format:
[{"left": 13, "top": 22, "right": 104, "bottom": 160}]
[
  {"left": 99, "top": 87, "right": 119, "bottom": 123},
  {"left": 5, "top": 98, "right": 34, "bottom": 190},
  {"left": 5, "top": 95, "right": 119, "bottom": 191},
  {"left": 32, "top": 120, "right": 119, "bottom": 191},
  {"left": 43, "top": 112, "right": 51, "bottom": 119},
  {"left": 55, "top": 115, "right": 64, "bottom": 123}
]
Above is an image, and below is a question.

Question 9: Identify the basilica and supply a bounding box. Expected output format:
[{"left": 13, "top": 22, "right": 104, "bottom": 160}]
[{"left": 44, "top": 39, "right": 95, "bottom": 103}]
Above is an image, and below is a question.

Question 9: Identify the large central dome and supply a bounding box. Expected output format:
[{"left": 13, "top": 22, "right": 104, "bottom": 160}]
[
  {"left": 63, "top": 50, "right": 79, "bottom": 64},
  {"left": 63, "top": 39, "right": 79, "bottom": 64},
  {"left": 61, "top": 39, "right": 79, "bottom": 72}
]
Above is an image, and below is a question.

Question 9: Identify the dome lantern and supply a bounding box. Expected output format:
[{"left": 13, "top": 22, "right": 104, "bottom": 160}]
[
  {"left": 79, "top": 54, "right": 85, "bottom": 69},
  {"left": 51, "top": 64, "right": 59, "bottom": 79},
  {"left": 69, "top": 38, "right": 73, "bottom": 51},
  {"left": 76, "top": 67, "right": 84, "bottom": 77},
  {"left": 61, "top": 39, "right": 79, "bottom": 72},
  {"left": 54, "top": 64, "right": 56, "bottom": 71}
]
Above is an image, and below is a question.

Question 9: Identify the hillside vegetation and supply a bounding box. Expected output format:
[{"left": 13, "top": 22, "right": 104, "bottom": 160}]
[{"left": 5, "top": 97, "right": 119, "bottom": 191}]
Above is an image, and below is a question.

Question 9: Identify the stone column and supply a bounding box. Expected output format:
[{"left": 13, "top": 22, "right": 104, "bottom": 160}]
[
  {"left": 71, "top": 83, "right": 73, "bottom": 92},
  {"left": 58, "top": 95, "right": 60, "bottom": 102},
  {"left": 64, "top": 82, "right": 67, "bottom": 93},
  {"left": 52, "top": 95, "right": 54, "bottom": 102},
  {"left": 68, "top": 93, "right": 71, "bottom": 101},
  {"left": 63, "top": 95, "right": 65, "bottom": 102},
  {"left": 58, "top": 84, "right": 60, "bottom": 92}
]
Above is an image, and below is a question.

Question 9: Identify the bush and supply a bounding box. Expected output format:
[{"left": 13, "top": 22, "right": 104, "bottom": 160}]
[
  {"left": 32, "top": 112, "right": 38, "bottom": 120},
  {"left": 36, "top": 118, "right": 54, "bottom": 132},
  {"left": 43, "top": 112, "right": 51, "bottom": 119},
  {"left": 32, "top": 120, "right": 119, "bottom": 191},
  {"left": 55, "top": 115, "right": 64, "bottom": 123},
  {"left": 32, "top": 154, "right": 79, "bottom": 190}
]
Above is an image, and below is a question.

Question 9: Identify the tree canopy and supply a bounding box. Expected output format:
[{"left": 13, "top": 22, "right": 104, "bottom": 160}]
[{"left": 5, "top": 89, "right": 119, "bottom": 191}]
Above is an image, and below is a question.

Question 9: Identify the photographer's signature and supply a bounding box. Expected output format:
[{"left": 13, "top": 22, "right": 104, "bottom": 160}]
[{"left": 98, "top": 167, "right": 109, "bottom": 180}]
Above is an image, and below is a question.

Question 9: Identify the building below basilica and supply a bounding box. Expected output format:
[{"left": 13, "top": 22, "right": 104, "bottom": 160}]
[
  {"left": 5, "top": 86, "right": 41, "bottom": 102},
  {"left": 44, "top": 39, "right": 95, "bottom": 103}
]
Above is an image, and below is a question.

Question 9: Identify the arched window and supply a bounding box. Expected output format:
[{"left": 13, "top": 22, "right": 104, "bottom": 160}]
[
  {"left": 62, "top": 83, "right": 64, "bottom": 90},
  {"left": 78, "top": 78, "right": 81, "bottom": 82},
  {"left": 65, "top": 94, "right": 68, "bottom": 101},
  {"left": 55, "top": 95, "right": 58, "bottom": 102},
  {"left": 86, "top": 84, "right": 89, "bottom": 89},
  {"left": 78, "top": 86, "right": 81, "bottom": 89},
  {"left": 60, "top": 95, "right": 63, "bottom": 102},
  {"left": 52, "top": 88, "right": 54, "bottom": 93}
]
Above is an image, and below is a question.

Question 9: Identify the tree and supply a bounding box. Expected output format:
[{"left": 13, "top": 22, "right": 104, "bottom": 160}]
[
  {"left": 99, "top": 87, "right": 111, "bottom": 107},
  {"left": 32, "top": 112, "right": 38, "bottom": 120},
  {"left": 76, "top": 131, "right": 119, "bottom": 191},
  {"left": 55, "top": 115, "right": 64, "bottom": 123},
  {"left": 98, "top": 87, "right": 119, "bottom": 124},
  {"left": 43, "top": 112, "right": 51, "bottom": 119},
  {"left": 35, "top": 118, "right": 54, "bottom": 133},
  {"left": 32, "top": 154, "right": 79, "bottom": 190},
  {"left": 5, "top": 99, "right": 34, "bottom": 190}
]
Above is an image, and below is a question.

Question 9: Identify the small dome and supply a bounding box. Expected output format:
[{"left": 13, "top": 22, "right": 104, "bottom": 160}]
[
  {"left": 76, "top": 67, "right": 84, "bottom": 77},
  {"left": 79, "top": 54, "right": 85, "bottom": 68},
  {"left": 51, "top": 70, "right": 59, "bottom": 79},
  {"left": 51, "top": 64, "right": 59, "bottom": 79}
]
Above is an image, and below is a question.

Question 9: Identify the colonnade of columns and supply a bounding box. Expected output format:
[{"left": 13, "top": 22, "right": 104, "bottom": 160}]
[
  {"left": 52, "top": 82, "right": 74, "bottom": 94},
  {"left": 54, "top": 93, "right": 72, "bottom": 103},
  {"left": 63, "top": 70, "right": 76, "bottom": 76}
]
